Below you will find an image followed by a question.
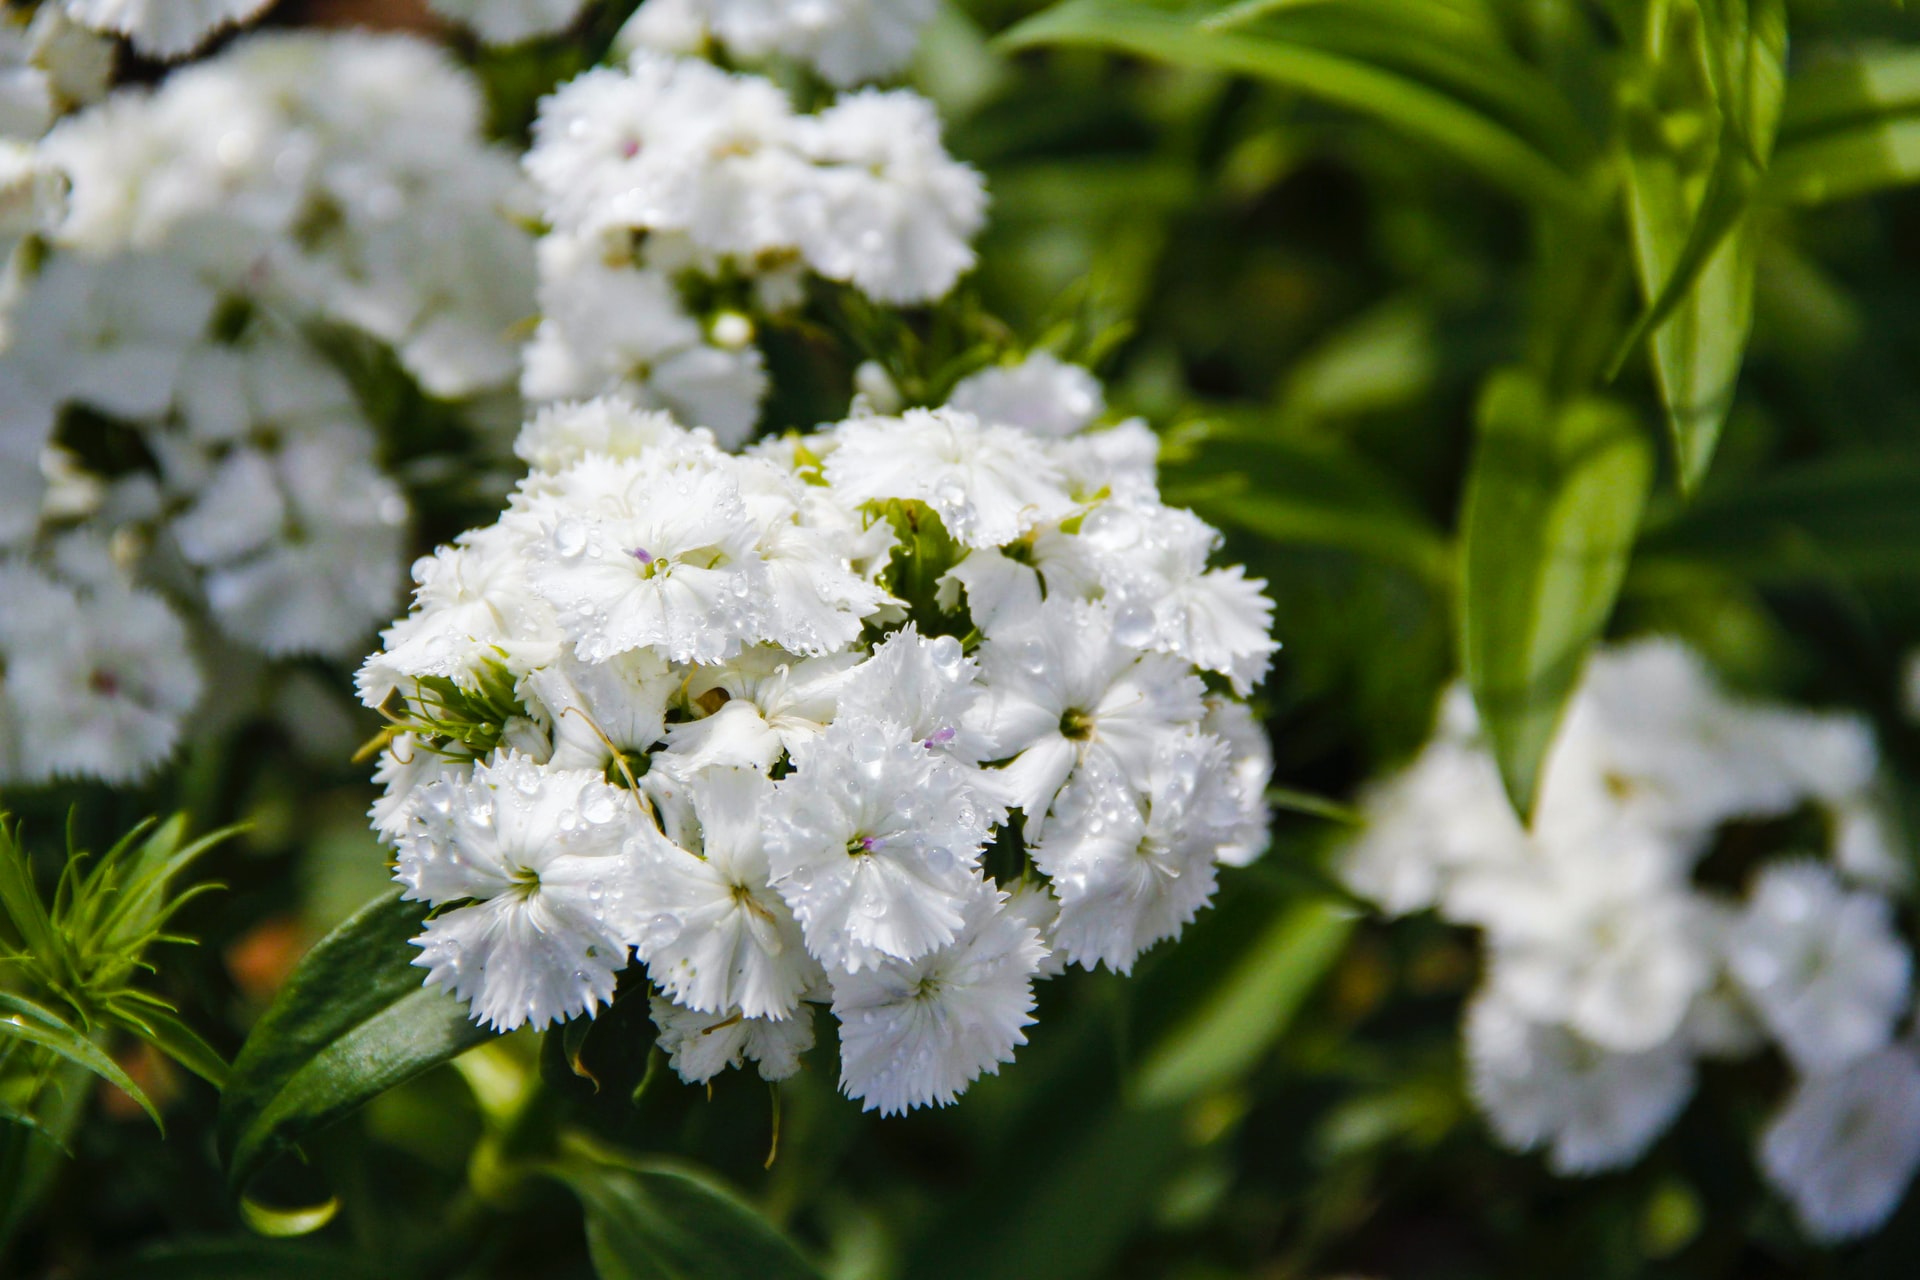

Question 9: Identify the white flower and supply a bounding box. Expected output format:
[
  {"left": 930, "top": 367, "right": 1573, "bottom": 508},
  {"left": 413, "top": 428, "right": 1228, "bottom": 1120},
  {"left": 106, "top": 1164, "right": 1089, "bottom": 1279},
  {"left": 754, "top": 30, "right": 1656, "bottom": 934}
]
[
  {"left": 520, "top": 235, "right": 767, "bottom": 444},
  {"left": 1531, "top": 640, "right": 1865, "bottom": 850},
  {"left": 825, "top": 408, "right": 1073, "bottom": 549},
  {"left": 765, "top": 718, "right": 993, "bottom": 972},
  {"left": 1465, "top": 991, "right": 1696, "bottom": 1176},
  {"left": 1725, "top": 860, "right": 1913, "bottom": 1075},
  {"left": 1455, "top": 833, "right": 1710, "bottom": 1054},
  {"left": 359, "top": 524, "right": 561, "bottom": 707},
  {"left": 1051, "top": 418, "right": 1161, "bottom": 504},
  {"left": 1035, "top": 497, "right": 1276, "bottom": 693},
  {"left": 946, "top": 353, "right": 1104, "bottom": 439},
  {"left": 830, "top": 884, "right": 1046, "bottom": 1115},
  {"left": 969, "top": 597, "right": 1205, "bottom": 834},
  {"left": 629, "top": 767, "right": 820, "bottom": 1019},
  {"left": 523, "top": 647, "right": 676, "bottom": 775},
  {"left": 427, "top": 0, "right": 588, "bottom": 46},
  {"left": 628, "top": 0, "right": 938, "bottom": 87},
  {"left": 1202, "top": 695, "right": 1272, "bottom": 868},
  {"left": 651, "top": 994, "right": 816, "bottom": 1084},
  {"left": 1033, "top": 731, "right": 1236, "bottom": 973},
  {"left": 526, "top": 56, "right": 803, "bottom": 253},
  {"left": 60, "top": 0, "right": 273, "bottom": 60},
  {"left": 514, "top": 396, "right": 702, "bottom": 475},
  {"left": 736, "top": 455, "right": 893, "bottom": 653},
  {"left": 0, "top": 571, "right": 201, "bottom": 785},
  {"left": 835, "top": 625, "right": 990, "bottom": 764},
  {"left": 3, "top": 251, "right": 214, "bottom": 419},
  {"left": 657, "top": 647, "right": 857, "bottom": 777},
  {"left": 793, "top": 90, "right": 985, "bottom": 304},
  {"left": 1760, "top": 1047, "right": 1920, "bottom": 1243},
  {"left": 368, "top": 734, "right": 473, "bottom": 840},
  {"left": 518, "top": 450, "right": 768, "bottom": 664},
  {"left": 181, "top": 426, "right": 409, "bottom": 658},
  {"left": 396, "top": 752, "right": 654, "bottom": 1031},
  {"left": 938, "top": 547, "right": 1041, "bottom": 635}
]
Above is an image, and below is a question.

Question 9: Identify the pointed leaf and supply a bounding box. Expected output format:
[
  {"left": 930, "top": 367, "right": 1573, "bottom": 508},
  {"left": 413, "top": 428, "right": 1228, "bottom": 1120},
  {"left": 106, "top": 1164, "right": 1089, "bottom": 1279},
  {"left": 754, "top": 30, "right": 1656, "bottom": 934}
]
[
  {"left": 1131, "top": 898, "right": 1355, "bottom": 1107},
  {"left": 997, "top": 0, "right": 1586, "bottom": 213},
  {"left": 217, "top": 891, "right": 496, "bottom": 1195},
  {"left": 1641, "top": 454, "right": 1920, "bottom": 582},
  {"left": 0, "top": 992, "right": 159, "bottom": 1126},
  {"left": 1459, "top": 370, "right": 1654, "bottom": 815},
  {"left": 1617, "top": 0, "right": 1785, "bottom": 490},
  {"left": 552, "top": 1157, "right": 825, "bottom": 1280},
  {"left": 104, "top": 999, "right": 230, "bottom": 1089}
]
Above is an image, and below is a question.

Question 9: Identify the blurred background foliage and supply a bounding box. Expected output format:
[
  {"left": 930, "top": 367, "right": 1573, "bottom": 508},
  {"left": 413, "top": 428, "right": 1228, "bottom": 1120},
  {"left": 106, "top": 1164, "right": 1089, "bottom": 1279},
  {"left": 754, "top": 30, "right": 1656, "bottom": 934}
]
[{"left": 9, "top": 0, "right": 1920, "bottom": 1277}]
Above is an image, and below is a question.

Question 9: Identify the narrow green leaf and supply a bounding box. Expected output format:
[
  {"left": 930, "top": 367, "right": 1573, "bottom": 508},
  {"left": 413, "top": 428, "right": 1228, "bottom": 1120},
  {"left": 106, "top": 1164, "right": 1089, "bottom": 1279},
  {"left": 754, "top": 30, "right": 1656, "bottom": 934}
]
[
  {"left": 1162, "top": 430, "right": 1453, "bottom": 584},
  {"left": 1264, "top": 787, "right": 1362, "bottom": 825},
  {"left": 217, "top": 891, "right": 496, "bottom": 1195},
  {"left": 1779, "top": 45, "right": 1920, "bottom": 141},
  {"left": 104, "top": 999, "right": 230, "bottom": 1089},
  {"left": 1641, "top": 454, "right": 1920, "bottom": 582},
  {"left": 0, "top": 992, "right": 159, "bottom": 1127},
  {"left": 0, "top": 820, "right": 60, "bottom": 965},
  {"left": 1616, "top": 0, "right": 1785, "bottom": 490},
  {"left": 997, "top": 0, "right": 1587, "bottom": 213},
  {"left": 1131, "top": 899, "right": 1355, "bottom": 1108},
  {"left": 1771, "top": 117, "right": 1920, "bottom": 204},
  {"left": 1459, "top": 370, "right": 1654, "bottom": 815},
  {"left": 553, "top": 1157, "right": 824, "bottom": 1280}
]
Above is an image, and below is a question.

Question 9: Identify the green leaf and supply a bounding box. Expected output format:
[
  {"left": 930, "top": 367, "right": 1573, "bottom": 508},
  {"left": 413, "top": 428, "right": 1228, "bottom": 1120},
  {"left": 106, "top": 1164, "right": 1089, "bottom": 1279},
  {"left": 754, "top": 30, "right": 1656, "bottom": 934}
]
[
  {"left": 1459, "top": 369, "right": 1654, "bottom": 815},
  {"left": 103, "top": 998, "right": 230, "bottom": 1089},
  {"left": 0, "top": 992, "right": 159, "bottom": 1127},
  {"left": 217, "top": 891, "right": 496, "bottom": 1196},
  {"left": 1162, "top": 430, "right": 1453, "bottom": 585},
  {"left": 0, "top": 818, "right": 60, "bottom": 966},
  {"left": 552, "top": 1155, "right": 824, "bottom": 1280},
  {"left": 1641, "top": 454, "right": 1920, "bottom": 582},
  {"left": 1131, "top": 898, "right": 1355, "bottom": 1108},
  {"left": 1264, "top": 787, "right": 1362, "bottom": 825},
  {"left": 997, "top": 0, "right": 1587, "bottom": 213},
  {"left": 1616, "top": 0, "right": 1786, "bottom": 490},
  {"left": 1771, "top": 45, "right": 1920, "bottom": 204}
]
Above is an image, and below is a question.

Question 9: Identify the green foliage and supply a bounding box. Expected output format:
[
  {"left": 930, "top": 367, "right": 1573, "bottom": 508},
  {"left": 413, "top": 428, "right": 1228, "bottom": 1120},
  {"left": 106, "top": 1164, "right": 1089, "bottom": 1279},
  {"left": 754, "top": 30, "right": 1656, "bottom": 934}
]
[
  {"left": 551, "top": 1149, "right": 826, "bottom": 1280},
  {"left": 1460, "top": 369, "right": 1654, "bottom": 812},
  {"left": 375, "top": 657, "right": 529, "bottom": 760},
  {"left": 218, "top": 891, "right": 497, "bottom": 1201},
  {"left": 18, "top": 3, "right": 1920, "bottom": 1277},
  {"left": 0, "top": 815, "right": 235, "bottom": 1128}
]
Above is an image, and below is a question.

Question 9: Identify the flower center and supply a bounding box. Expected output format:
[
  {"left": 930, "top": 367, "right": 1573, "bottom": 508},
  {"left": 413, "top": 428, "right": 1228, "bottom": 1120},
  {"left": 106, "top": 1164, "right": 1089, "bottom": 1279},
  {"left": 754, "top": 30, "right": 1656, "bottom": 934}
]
[
  {"left": 1059, "top": 707, "right": 1095, "bottom": 741},
  {"left": 509, "top": 865, "right": 542, "bottom": 900},
  {"left": 89, "top": 669, "right": 121, "bottom": 698},
  {"left": 630, "top": 546, "right": 668, "bottom": 578},
  {"left": 847, "top": 835, "right": 878, "bottom": 857}
]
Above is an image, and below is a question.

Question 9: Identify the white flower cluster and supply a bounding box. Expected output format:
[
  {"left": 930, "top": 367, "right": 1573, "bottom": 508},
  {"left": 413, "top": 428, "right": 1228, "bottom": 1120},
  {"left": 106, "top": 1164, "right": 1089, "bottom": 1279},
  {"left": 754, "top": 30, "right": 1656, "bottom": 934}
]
[
  {"left": 620, "top": 0, "right": 937, "bottom": 86},
  {"left": 0, "top": 30, "right": 533, "bottom": 785},
  {"left": 54, "top": 0, "right": 269, "bottom": 61},
  {"left": 360, "top": 370, "right": 1277, "bottom": 1115},
  {"left": 428, "top": 0, "right": 590, "bottom": 47},
  {"left": 520, "top": 47, "right": 986, "bottom": 443},
  {"left": 1340, "top": 639, "right": 1920, "bottom": 1241}
]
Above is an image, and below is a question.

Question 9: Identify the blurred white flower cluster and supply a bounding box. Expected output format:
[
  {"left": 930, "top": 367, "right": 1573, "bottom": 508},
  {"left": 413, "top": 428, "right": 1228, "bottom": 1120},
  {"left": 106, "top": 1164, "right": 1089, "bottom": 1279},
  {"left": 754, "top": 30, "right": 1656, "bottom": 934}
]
[
  {"left": 621, "top": 0, "right": 937, "bottom": 86},
  {"left": 1340, "top": 640, "right": 1920, "bottom": 1242},
  {"left": 518, "top": 39, "right": 985, "bottom": 442},
  {"left": 0, "top": 26, "right": 535, "bottom": 784},
  {"left": 51, "top": 0, "right": 270, "bottom": 60},
  {"left": 359, "top": 361, "right": 1277, "bottom": 1114}
]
